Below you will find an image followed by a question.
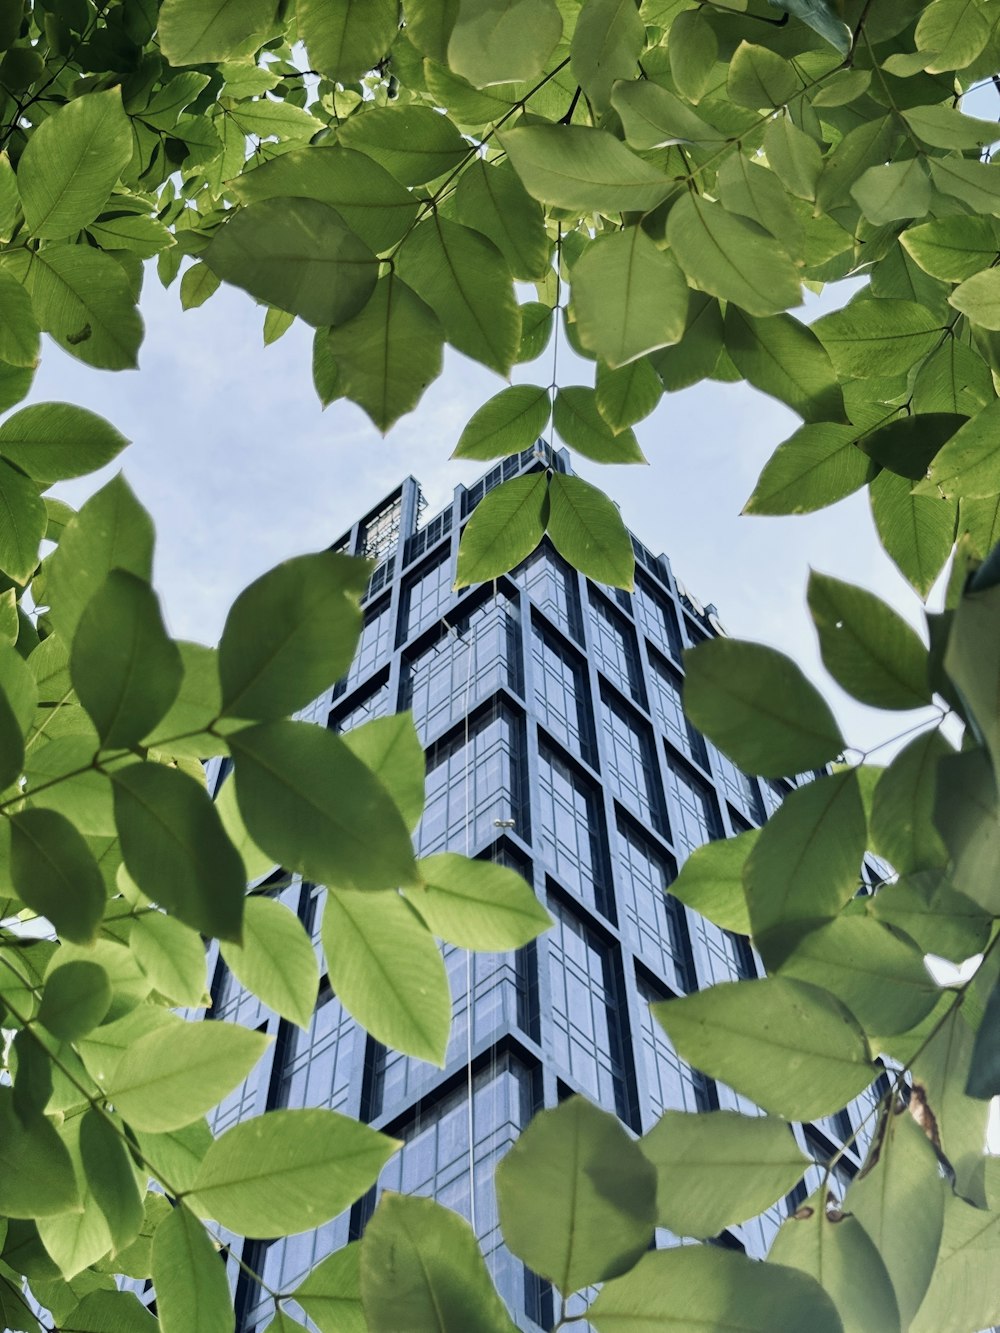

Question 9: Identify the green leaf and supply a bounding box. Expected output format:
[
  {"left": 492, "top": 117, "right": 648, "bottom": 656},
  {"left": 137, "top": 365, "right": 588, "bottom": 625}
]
[
  {"left": 870, "top": 470, "right": 956, "bottom": 600},
  {"left": 499, "top": 124, "right": 673, "bottom": 214},
  {"left": 934, "top": 748, "right": 1000, "bottom": 913},
  {"left": 571, "top": 0, "right": 644, "bottom": 112},
  {"left": 216, "top": 775, "right": 281, "bottom": 882},
  {"left": 914, "top": 398, "right": 1000, "bottom": 500},
  {"left": 455, "top": 471, "right": 549, "bottom": 588},
  {"left": 640, "top": 1110, "right": 810, "bottom": 1238},
  {"left": 0, "top": 266, "right": 39, "bottom": 370},
  {"left": 666, "top": 193, "right": 801, "bottom": 319},
  {"left": 361, "top": 1194, "right": 518, "bottom": 1333},
  {"left": 219, "top": 550, "right": 367, "bottom": 721},
  {"left": 230, "top": 721, "right": 418, "bottom": 890},
  {"left": 667, "top": 828, "right": 757, "bottom": 934},
  {"left": 683, "top": 637, "right": 843, "bottom": 779},
  {"left": 340, "top": 711, "right": 426, "bottom": 831},
  {"left": 10, "top": 808, "right": 105, "bottom": 944},
  {"left": 338, "top": 103, "right": 468, "bottom": 186},
  {"left": 298, "top": 0, "right": 399, "bottom": 82},
  {"left": 764, "top": 114, "right": 823, "bottom": 201},
  {"left": 743, "top": 769, "right": 867, "bottom": 948},
  {"left": 232, "top": 146, "right": 418, "bottom": 254},
  {"left": 728, "top": 40, "right": 799, "bottom": 108},
  {"left": 950, "top": 268, "right": 1000, "bottom": 330},
  {"left": 807, "top": 570, "right": 931, "bottom": 710},
  {"left": 859, "top": 413, "right": 965, "bottom": 482},
  {"left": 595, "top": 357, "right": 662, "bottom": 433},
  {"left": 35, "top": 1109, "right": 115, "bottom": 1276},
  {"left": 813, "top": 298, "right": 942, "bottom": 379},
  {"left": 717, "top": 151, "right": 804, "bottom": 258},
  {"left": 79, "top": 1109, "right": 144, "bottom": 1256},
  {"left": 0, "top": 1086, "right": 78, "bottom": 1218},
  {"left": 901, "top": 216, "right": 1000, "bottom": 282},
  {"left": 653, "top": 977, "right": 874, "bottom": 1120},
  {"left": 912, "top": 1002, "right": 990, "bottom": 1201},
  {"left": 179, "top": 262, "right": 221, "bottom": 311},
  {"left": 322, "top": 885, "right": 450, "bottom": 1063},
  {"left": 848, "top": 1110, "right": 945, "bottom": 1329},
  {"left": 914, "top": 0, "right": 991, "bottom": 71},
  {"left": 911, "top": 1174, "right": 1000, "bottom": 1333},
  {"left": 928, "top": 156, "right": 1000, "bottom": 218},
  {"left": 293, "top": 1244, "right": 363, "bottom": 1333},
  {"left": 220, "top": 896, "right": 319, "bottom": 1029},
  {"left": 406, "top": 853, "right": 551, "bottom": 949},
  {"left": 157, "top": 0, "right": 278, "bottom": 64},
  {"left": 326, "top": 274, "right": 443, "bottom": 432},
  {"left": 0, "top": 403, "right": 129, "bottom": 485},
  {"left": 5, "top": 232, "right": 144, "bottom": 371},
  {"left": 553, "top": 386, "right": 644, "bottom": 463},
  {"left": 453, "top": 159, "right": 550, "bottom": 281},
  {"left": 870, "top": 729, "right": 951, "bottom": 874},
  {"left": 851, "top": 158, "right": 932, "bottom": 225},
  {"left": 589, "top": 1246, "right": 843, "bottom": 1333},
  {"left": 190, "top": 1107, "right": 396, "bottom": 1237},
  {"left": 111, "top": 762, "right": 246, "bottom": 941},
  {"left": 0, "top": 457, "right": 44, "bottom": 585},
  {"left": 131, "top": 1119, "right": 213, "bottom": 1196},
  {"left": 769, "top": 1192, "right": 901, "bottom": 1333},
  {"left": 396, "top": 214, "right": 519, "bottom": 375},
  {"left": 449, "top": 0, "right": 561, "bottom": 87},
  {"left": 947, "top": 579, "right": 1000, "bottom": 780},
  {"left": 744, "top": 422, "right": 871, "bottom": 515},
  {"left": 773, "top": 0, "right": 851, "bottom": 53},
  {"left": 18, "top": 89, "right": 132, "bottom": 240},
  {"left": 131, "top": 912, "right": 208, "bottom": 1008},
  {"left": 142, "top": 641, "right": 226, "bottom": 759},
  {"left": 668, "top": 8, "right": 719, "bottom": 103},
  {"left": 44, "top": 474, "right": 154, "bottom": 645},
  {"left": 150, "top": 1203, "right": 234, "bottom": 1333},
  {"left": 546, "top": 471, "right": 635, "bottom": 588},
  {"left": 572, "top": 227, "right": 688, "bottom": 368},
  {"left": 453, "top": 384, "right": 550, "bottom": 461},
  {"left": 496, "top": 1096, "right": 656, "bottom": 1295},
  {"left": 38, "top": 961, "right": 111, "bottom": 1041},
  {"left": 869, "top": 871, "right": 990, "bottom": 963},
  {"left": 71, "top": 570, "right": 182, "bottom": 748},
  {"left": 205, "top": 198, "right": 378, "bottom": 329},
  {"left": 723, "top": 308, "right": 846, "bottom": 424},
  {"left": 611, "top": 79, "right": 727, "bottom": 150},
  {"left": 102, "top": 1020, "right": 270, "bottom": 1133}
]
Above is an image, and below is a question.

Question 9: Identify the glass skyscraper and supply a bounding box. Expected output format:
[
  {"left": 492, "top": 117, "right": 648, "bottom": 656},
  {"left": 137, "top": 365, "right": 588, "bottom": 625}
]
[{"left": 204, "top": 444, "right": 885, "bottom": 1331}]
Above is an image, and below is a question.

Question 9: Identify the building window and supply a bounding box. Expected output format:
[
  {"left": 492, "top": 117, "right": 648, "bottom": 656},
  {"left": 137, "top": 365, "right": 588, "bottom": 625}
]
[
  {"left": 713, "top": 749, "right": 765, "bottom": 824},
  {"left": 589, "top": 593, "right": 645, "bottom": 704},
  {"left": 402, "top": 598, "right": 520, "bottom": 742},
  {"left": 636, "top": 977, "right": 712, "bottom": 1119},
  {"left": 417, "top": 708, "right": 527, "bottom": 855},
  {"left": 689, "top": 915, "right": 756, "bottom": 989},
  {"left": 399, "top": 552, "right": 453, "bottom": 643},
  {"left": 665, "top": 759, "right": 721, "bottom": 856},
  {"left": 762, "top": 778, "right": 794, "bottom": 817},
  {"left": 601, "top": 692, "right": 667, "bottom": 836},
  {"left": 648, "top": 651, "right": 707, "bottom": 768},
  {"left": 531, "top": 622, "right": 595, "bottom": 764},
  {"left": 616, "top": 820, "right": 691, "bottom": 994},
  {"left": 512, "top": 542, "right": 582, "bottom": 642},
  {"left": 336, "top": 596, "right": 393, "bottom": 698},
  {"left": 547, "top": 897, "right": 634, "bottom": 1123},
  {"left": 634, "top": 575, "right": 683, "bottom": 663},
  {"left": 272, "top": 984, "right": 357, "bottom": 1116},
  {"left": 330, "top": 677, "right": 391, "bottom": 732},
  {"left": 537, "top": 746, "right": 611, "bottom": 917}
]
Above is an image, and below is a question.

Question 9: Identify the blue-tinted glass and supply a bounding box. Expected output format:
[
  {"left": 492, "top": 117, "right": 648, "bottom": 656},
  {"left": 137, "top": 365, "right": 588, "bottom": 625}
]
[
  {"left": 209, "top": 964, "right": 270, "bottom": 1134},
  {"left": 275, "top": 987, "right": 357, "bottom": 1115},
  {"left": 331, "top": 678, "right": 391, "bottom": 732},
  {"left": 403, "top": 599, "right": 520, "bottom": 742},
  {"left": 635, "top": 978, "right": 711, "bottom": 1118},
  {"left": 601, "top": 694, "right": 667, "bottom": 835},
  {"left": 689, "top": 914, "right": 756, "bottom": 988},
  {"left": 537, "top": 746, "right": 610, "bottom": 916},
  {"left": 531, "top": 622, "right": 594, "bottom": 763},
  {"left": 713, "top": 748, "right": 765, "bottom": 823},
  {"left": 648, "top": 651, "right": 708, "bottom": 768},
  {"left": 512, "top": 543, "right": 582, "bottom": 642},
  {"left": 417, "top": 710, "right": 527, "bottom": 855},
  {"left": 665, "top": 759, "right": 720, "bottom": 855},
  {"left": 633, "top": 575, "right": 682, "bottom": 663},
  {"left": 337, "top": 597, "right": 393, "bottom": 697},
  {"left": 400, "top": 553, "right": 453, "bottom": 642},
  {"left": 762, "top": 778, "right": 793, "bottom": 817},
  {"left": 589, "top": 593, "right": 645, "bottom": 704},
  {"left": 616, "top": 821, "right": 690, "bottom": 993},
  {"left": 547, "top": 898, "right": 631, "bottom": 1119}
]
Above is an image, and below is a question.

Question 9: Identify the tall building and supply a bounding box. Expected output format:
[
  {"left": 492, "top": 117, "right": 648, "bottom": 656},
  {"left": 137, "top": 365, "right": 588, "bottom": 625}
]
[{"left": 206, "top": 445, "right": 885, "bottom": 1332}]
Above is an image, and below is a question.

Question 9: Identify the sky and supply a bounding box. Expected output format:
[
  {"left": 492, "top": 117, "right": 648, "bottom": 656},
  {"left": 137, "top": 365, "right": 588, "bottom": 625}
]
[{"left": 34, "top": 268, "right": 945, "bottom": 759}]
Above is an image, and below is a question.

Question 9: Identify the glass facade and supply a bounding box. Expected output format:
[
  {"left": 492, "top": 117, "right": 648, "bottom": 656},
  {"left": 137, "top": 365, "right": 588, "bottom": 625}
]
[{"left": 202, "top": 451, "right": 878, "bottom": 1332}]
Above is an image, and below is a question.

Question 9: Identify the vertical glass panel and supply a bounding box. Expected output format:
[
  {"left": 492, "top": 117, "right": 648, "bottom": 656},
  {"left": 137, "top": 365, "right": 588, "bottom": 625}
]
[
  {"left": 531, "top": 623, "right": 595, "bottom": 763},
  {"left": 713, "top": 748, "right": 765, "bottom": 824},
  {"left": 664, "top": 759, "right": 721, "bottom": 855},
  {"left": 634, "top": 575, "right": 683, "bottom": 663},
  {"left": 330, "top": 678, "right": 391, "bottom": 732},
  {"left": 512, "top": 542, "right": 582, "bottom": 642},
  {"left": 260, "top": 1212, "right": 352, "bottom": 1303},
  {"left": 402, "top": 598, "right": 520, "bottom": 743},
  {"left": 274, "top": 986, "right": 357, "bottom": 1115},
  {"left": 600, "top": 694, "right": 667, "bottom": 835},
  {"left": 648, "top": 651, "right": 708, "bottom": 768},
  {"left": 537, "top": 746, "right": 610, "bottom": 916},
  {"left": 337, "top": 596, "right": 393, "bottom": 697},
  {"left": 762, "top": 778, "right": 794, "bottom": 818},
  {"left": 400, "top": 552, "right": 453, "bottom": 642},
  {"left": 589, "top": 593, "right": 645, "bottom": 704},
  {"left": 417, "top": 709, "right": 527, "bottom": 855},
  {"left": 547, "top": 898, "right": 632, "bottom": 1120},
  {"left": 689, "top": 913, "right": 757, "bottom": 989},
  {"left": 616, "top": 821, "right": 690, "bottom": 993},
  {"left": 635, "top": 977, "right": 712, "bottom": 1118}
]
